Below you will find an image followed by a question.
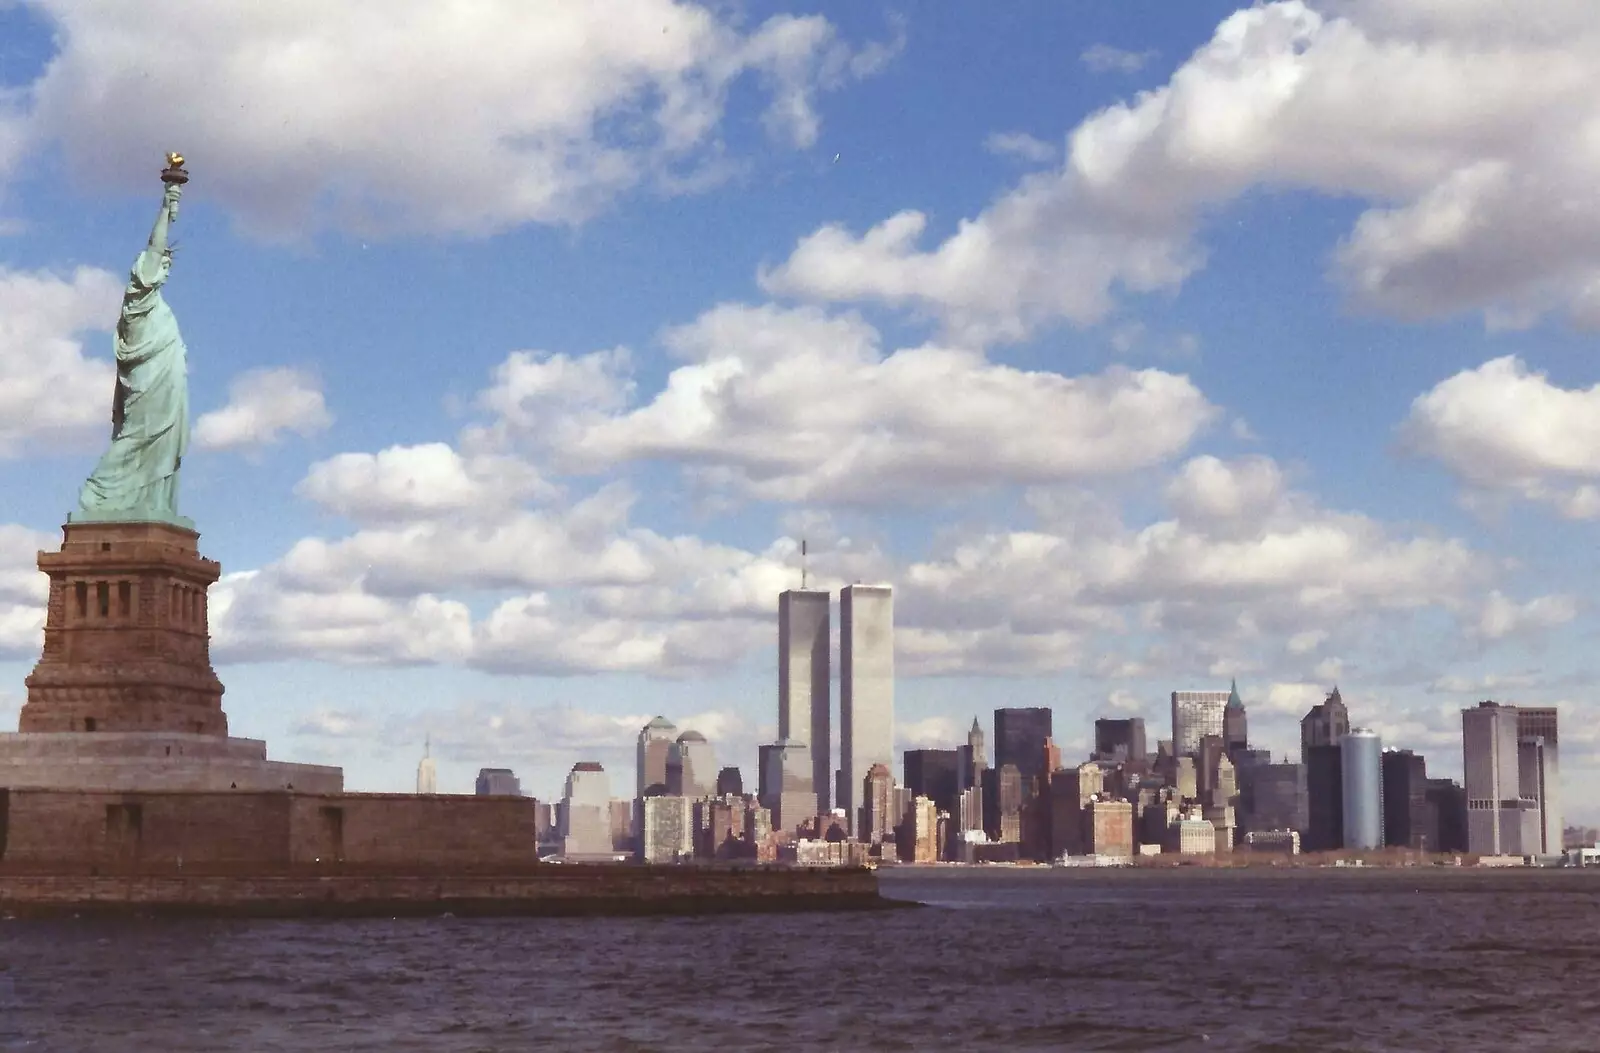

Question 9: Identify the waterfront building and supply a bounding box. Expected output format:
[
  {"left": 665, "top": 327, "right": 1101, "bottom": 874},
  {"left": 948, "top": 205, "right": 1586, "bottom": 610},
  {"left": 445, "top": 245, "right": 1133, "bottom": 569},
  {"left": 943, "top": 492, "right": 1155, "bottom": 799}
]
[
  {"left": 559, "top": 762, "right": 612, "bottom": 857},
  {"left": 1340, "top": 729, "right": 1384, "bottom": 850},
  {"left": 695, "top": 796, "right": 756, "bottom": 859},
  {"left": 1223, "top": 680, "right": 1248, "bottom": 758},
  {"left": 1304, "top": 744, "right": 1344, "bottom": 852},
  {"left": 1170, "top": 689, "right": 1229, "bottom": 757},
  {"left": 994, "top": 707, "right": 1053, "bottom": 795},
  {"left": 1049, "top": 762, "right": 1104, "bottom": 857},
  {"left": 957, "top": 786, "right": 984, "bottom": 835},
  {"left": 1463, "top": 701, "right": 1542, "bottom": 856},
  {"left": 1425, "top": 778, "right": 1468, "bottom": 853},
  {"left": 759, "top": 738, "right": 817, "bottom": 833},
  {"left": 1087, "top": 798, "right": 1135, "bottom": 859},
  {"left": 1206, "top": 803, "right": 1237, "bottom": 853},
  {"left": 1517, "top": 707, "right": 1561, "bottom": 855},
  {"left": 609, "top": 799, "right": 635, "bottom": 853},
  {"left": 475, "top": 767, "right": 521, "bottom": 796},
  {"left": 859, "top": 763, "right": 896, "bottom": 845},
  {"left": 639, "top": 795, "right": 693, "bottom": 864},
  {"left": 667, "top": 730, "right": 715, "bottom": 798},
  {"left": 415, "top": 736, "right": 437, "bottom": 795},
  {"left": 778, "top": 589, "right": 832, "bottom": 812},
  {"left": 1174, "top": 756, "right": 1198, "bottom": 801},
  {"left": 899, "top": 795, "right": 938, "bottom": 863},
  {"left": 1381, "top": 749, "right": 1434, "bottom": 851},
  {"left": 960, "top": 717, "right": 988, "bottom": 790},
  {"left": 904, "top": 748, "right": 961, "bottom": 814},
  {"left": 636, "top": 716, "right": 677, "bottom": 798},
  {"left": 1094, "top": 717, "right": 1147, "bottom": 767},
  {"left": 840, "top": 584, "right": 894, "bottom": 832},
  {"left": 982, "top": 763, "right": 1023, "bottom": 843},
  {"left": 1167, "top": 817, "right": 1218, "bottom": 855},
  {"left": 715, "top": 766, "right": 743, "bottom": 797},
  {"left": 1238, "top": 761, "right": 1308, "bottom": 836},
  {"left": 745, "top": 803, "right": 774, "bottom": 861},
  {"left": 1242, "top": 829, "right": 1300, "bottom": 854}
]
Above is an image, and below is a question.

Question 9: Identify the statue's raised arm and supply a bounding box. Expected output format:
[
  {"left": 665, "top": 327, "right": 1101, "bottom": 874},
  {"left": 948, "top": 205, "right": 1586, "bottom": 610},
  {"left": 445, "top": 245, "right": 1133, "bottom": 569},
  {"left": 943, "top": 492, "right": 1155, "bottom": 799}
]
[{"left": 72, "top": 154, "right": 195, "bottom": 529}]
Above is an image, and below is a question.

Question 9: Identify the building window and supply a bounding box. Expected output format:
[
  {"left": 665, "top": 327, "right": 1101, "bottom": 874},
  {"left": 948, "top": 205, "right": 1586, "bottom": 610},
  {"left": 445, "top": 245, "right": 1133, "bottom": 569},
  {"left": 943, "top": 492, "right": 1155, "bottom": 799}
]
[
  {"left": 75, "top": 581, "right": 88, "bottom": 618},
  {"left": 85, "top": 718, "right": 97, "bottom": 732},
  {"left": 118, "top": 581, "right": 132, "bottom": 619},
  {"left": 97, "top": 582, "right": 109, "bottom": 618}
]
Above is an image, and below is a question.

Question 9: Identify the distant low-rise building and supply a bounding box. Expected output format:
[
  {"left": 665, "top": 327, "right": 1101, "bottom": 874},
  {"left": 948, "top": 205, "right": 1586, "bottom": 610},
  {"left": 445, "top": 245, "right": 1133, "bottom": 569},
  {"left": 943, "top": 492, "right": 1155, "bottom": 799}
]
[
  {"left": 640, "top": 795, "right": 693, "bottom": 863},
  {"left": 1242, "top": 829, "right": 1300, "bottom": 854},
  {"left": 1167, "top": 817, "right": 1217, "bottom": 856},
  {"left": 1087, "top": 798, "right": 1134, "bottom": 858}
]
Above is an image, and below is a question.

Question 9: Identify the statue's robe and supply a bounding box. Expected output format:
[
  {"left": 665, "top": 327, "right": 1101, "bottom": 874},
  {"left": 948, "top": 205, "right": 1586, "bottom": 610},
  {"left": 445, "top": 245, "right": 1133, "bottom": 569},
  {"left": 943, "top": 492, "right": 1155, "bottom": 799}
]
[{"left": 76, "top": 247, "right": 190, "bottom": 521}]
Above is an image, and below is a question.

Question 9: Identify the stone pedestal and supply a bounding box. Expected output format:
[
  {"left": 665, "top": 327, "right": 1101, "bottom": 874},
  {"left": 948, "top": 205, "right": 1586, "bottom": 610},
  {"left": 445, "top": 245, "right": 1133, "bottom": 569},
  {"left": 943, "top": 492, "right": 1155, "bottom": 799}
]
[
  {"left": 6, "top": 520, "right": 344, "bottom": 794},
  {"left": 21, "top": 521, "right": 226, "bottom": 735},
  {"left": 0, "top": 732, "right": 343, "bottom": 792}
]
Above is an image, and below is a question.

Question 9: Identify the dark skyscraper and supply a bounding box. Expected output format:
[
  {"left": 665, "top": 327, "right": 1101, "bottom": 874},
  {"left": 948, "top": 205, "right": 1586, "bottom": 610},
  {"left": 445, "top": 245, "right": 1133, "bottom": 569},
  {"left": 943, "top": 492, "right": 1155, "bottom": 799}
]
[
  {"left": 1094, "top": 717, "right": 1147, "bottom": 766},
  {"left": 904, "top": 748, "right": 961, "bottom": 814},
  {"left": 715, "top": 766, "right": 743, "bottom": 798},
  {"left": 1301, "top": 687, "right": 1350, "bottom": 752},
  {"left": 982, "top": 763, "right": 1023, "bottom": 843},
  {"left": 1238, "top": 761, "right": 1307, "bottom": 835},
  {"left": 1223, "top": 679, "right": 1248, "bottom": 757},
  {"left": 995, "top": 707, "right": 1053, "bottom": 793},
  {"left": 1304, "top": 744, "right": 1343, "bottom": 852},
  {"left": 1381, "top": 749, "right": 1432, "bottom": 850},
  {"left": 475, "top": 767, "right": 521, "bottom": 796},
  {"left": 959, "top": 717, "right": 988, "bottom": 790},
  {"left": 1425, "top": 777, "right": 1468, "bottom": 853},
  {"left": 1301, "top": 688, "right": 1350, "bottom": 853}
]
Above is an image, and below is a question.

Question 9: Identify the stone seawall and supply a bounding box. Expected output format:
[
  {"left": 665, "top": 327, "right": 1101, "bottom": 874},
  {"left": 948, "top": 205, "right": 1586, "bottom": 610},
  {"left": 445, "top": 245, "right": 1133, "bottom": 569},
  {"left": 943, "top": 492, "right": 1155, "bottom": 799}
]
[{"left": 0, "top": 864, "right": 900, "bottom": 919}]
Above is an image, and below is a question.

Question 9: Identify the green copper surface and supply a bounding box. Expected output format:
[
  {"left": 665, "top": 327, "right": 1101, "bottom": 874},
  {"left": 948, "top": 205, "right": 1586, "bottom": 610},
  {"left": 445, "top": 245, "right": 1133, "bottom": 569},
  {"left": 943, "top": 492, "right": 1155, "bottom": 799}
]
[{"left": 72, "top": 178, "right": 191, "bottom": 525}]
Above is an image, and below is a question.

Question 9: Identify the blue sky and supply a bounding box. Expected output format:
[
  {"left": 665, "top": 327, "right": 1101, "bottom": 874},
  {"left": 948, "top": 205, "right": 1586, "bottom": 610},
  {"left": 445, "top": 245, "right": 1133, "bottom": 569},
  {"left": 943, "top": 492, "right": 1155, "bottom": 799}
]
[{"left": 2, "top": 1, "right": 1599, "bottom": 814}]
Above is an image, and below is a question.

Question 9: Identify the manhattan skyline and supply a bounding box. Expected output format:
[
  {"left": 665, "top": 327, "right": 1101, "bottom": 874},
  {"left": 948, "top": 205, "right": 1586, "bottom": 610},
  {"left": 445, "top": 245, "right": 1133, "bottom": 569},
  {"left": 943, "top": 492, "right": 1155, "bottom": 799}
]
[{"left": 0, "top": 3, "right": 1597, "bottom": 814}]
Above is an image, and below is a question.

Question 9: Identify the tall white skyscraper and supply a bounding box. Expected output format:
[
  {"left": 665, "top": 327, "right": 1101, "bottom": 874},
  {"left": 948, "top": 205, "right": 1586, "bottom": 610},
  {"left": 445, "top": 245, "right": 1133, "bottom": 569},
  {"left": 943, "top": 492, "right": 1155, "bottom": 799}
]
[
  {"left": 1462, "top": 701, "right": 1542, "bottom": 856},
  {"left": 561, "top": 761, "right": 613, "bottom": 857},
  {"left": 415, "top": 735, "right": 437, "bottom": 795},
  {"left": 636, "top": 716, "right": 677, "bottom": 798},
  {"left": 1170, "top": 690, "right": 1230, "bottom": 757},
  {"left": 840, "top": 584, "right": 894, "bottom": 832},
  {"left": 779, "top": 589, "right": 831, "bottom": 811},
  {"left": 1516, "top": 707, "right": 1561, "bottom": 856},
  {"left": 667, "top": 730, "right": 716, "bottom": 798}
]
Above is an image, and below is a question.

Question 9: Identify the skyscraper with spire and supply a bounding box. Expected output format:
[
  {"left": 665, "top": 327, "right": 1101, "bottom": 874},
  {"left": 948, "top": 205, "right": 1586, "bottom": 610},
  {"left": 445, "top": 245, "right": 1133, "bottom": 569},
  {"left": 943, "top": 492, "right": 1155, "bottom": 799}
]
[
  {"left": 416, "top": 735, "right": 437, "bottom": 795},
  {"left": 1223, "top": 679, "right": 1248, "bottom": 756},
  {"left": 960, "top": 716, "right": 988, "bottom": 790}
]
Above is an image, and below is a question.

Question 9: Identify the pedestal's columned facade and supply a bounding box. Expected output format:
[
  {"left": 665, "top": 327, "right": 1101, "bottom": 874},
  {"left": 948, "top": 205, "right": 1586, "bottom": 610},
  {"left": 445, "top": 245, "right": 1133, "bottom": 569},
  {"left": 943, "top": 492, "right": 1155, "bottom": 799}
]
[
  {"left": 22, "top": 521, "right": 226, "bottom": 736},
  {"left": 0, "top": 520, "right": 343, "bottom": 794}
]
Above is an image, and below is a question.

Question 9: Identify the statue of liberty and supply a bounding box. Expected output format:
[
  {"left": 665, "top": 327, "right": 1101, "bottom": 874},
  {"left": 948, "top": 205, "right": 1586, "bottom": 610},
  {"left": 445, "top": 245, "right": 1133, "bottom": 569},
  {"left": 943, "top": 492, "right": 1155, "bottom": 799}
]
[{"left": 73, "top": 154, "right": 194, "bottom": 528}]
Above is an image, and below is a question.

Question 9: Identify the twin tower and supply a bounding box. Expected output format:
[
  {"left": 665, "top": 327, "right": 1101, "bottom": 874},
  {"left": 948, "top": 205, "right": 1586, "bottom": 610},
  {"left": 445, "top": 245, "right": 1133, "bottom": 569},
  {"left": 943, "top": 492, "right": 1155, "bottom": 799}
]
[{"left": 777, "top": 584, "right": 893, "bottom": 829}]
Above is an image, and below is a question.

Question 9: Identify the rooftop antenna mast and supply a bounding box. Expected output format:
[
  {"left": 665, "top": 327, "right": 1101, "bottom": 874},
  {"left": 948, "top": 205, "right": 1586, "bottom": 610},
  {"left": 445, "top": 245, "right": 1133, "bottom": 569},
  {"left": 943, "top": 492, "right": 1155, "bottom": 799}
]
[{"left": 801, "top": 538, "right": 808, "bottom": 590}]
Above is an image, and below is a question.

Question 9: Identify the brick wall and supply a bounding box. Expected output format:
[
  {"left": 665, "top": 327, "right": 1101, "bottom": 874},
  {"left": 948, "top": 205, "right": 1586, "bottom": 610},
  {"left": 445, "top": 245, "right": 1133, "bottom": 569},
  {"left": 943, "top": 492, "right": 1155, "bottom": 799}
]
[
  {"left": 0, "top": 789, "right": 292, "bottom": 864},
  {"left": 0, "top": 789, "right": 537, "bottom": 868},
  {"left": 289, "top": 793, "right": 539, "bottom": 865}
]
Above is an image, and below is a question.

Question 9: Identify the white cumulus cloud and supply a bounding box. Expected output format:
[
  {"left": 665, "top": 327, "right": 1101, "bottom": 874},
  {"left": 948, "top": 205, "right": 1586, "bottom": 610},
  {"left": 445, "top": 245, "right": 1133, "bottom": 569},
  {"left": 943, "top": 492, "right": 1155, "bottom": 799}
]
[
  {"left": 1403, "top": 356, "right": 1600, "bottom": 518},
  {"left": 762, "top": 0, "right": 1600, "bottom": 339},
  {"left": 195, "top": 367, "right": 332, "bottom": 452},
  {"left": 12, "top": 1, "right": 894, "bottom": 238},
  {"left": 0, "top": 266, "right": 119, "bottom": 455},
  {"left": 479, "top": 303, "right": 1218, "bottom": 504}
]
